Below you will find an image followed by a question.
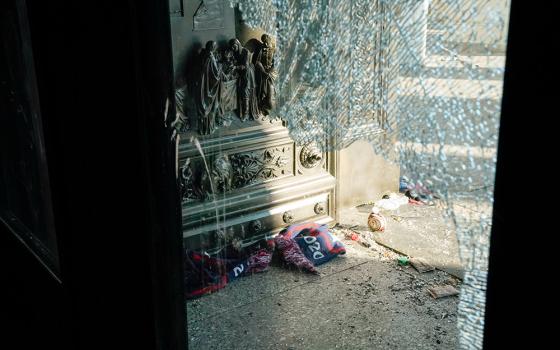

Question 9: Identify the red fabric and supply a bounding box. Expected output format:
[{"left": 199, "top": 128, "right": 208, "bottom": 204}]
[
  {"left": 186, "top": 276, "right": 228, "bottom": 298},
  {"left": 274, "top": 235, "right": 318, "bottom": 274},
  {"left": 247, "top": 249, "right": 273, "bottom": 273},
  {"left": 279, "top": 223, "right": 346, "bottom": 265}
]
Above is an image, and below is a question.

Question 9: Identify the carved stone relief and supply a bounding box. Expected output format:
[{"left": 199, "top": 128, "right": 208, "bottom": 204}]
[
  {"left": 249, "top": 220, "right": 263, "bottom": 233},
  {"left": 299, "top": 143, "right": 323, "bottom": 169},
  {"left": 251, "top": 33, "right": 277, "bottom": 116},
  {"left": 179, "top": 154, "right": 232, "bottom": 202},
  {"left": 180, "top": 157, "right": 210, "bottom": 202},
  {"left": 314, "top": 202, "right": 327, "bottom": 215},
  {"left": 230, "top": 146, "right": 291, "bottom": 188},
  {"left": 180, "top": 145, "right": 292, "bottom": 202},
  {"left": 211, "top": 154, "right": 233, "bottom": 193},
  {"left": 282, "top": 211, "right": 294, "bottom": 224},
  {"left": 185, "top": 33, "right": 277, "bottom": 135},
  {"left": 173, "top": 86, "right": 190, "bottom": 132}
]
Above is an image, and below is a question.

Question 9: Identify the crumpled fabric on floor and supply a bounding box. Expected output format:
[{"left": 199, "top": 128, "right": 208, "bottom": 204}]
[
  {"left": 279, "top": 223, "right": 346, "bottom": 266},
  {"left": 184, "top": 250, "right": 230, "bottom": 299},
  {"left": 184, "top": 240, "right": 274, "bottom": 299},
  {"left": 274, "top": 234, "right": 318, "bottom": 274},
  {"left": 246, "top": 248, "right": 274, "bottom": 273},
  {"left": 185, "top": 223, "right": 346, "bottom": 298}
]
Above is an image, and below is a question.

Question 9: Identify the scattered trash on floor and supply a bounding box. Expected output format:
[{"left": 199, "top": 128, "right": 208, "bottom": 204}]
[
  {"left": 184, "top": 238, "right": 275, "bottom": 299},
  {"left": 427, "top": 285, "right": 459, "bottom": 299},
  {"left": 340, "top": 227, "right": 374, "bottom": 248},
  {"left": 345, "top": 230, "right": 360, "bottom": 241},
  {"left": 399, "top": 176, "right": 440, "bottom": 205},
  {"left": 410, "top": 257, "right": 436, "bottom": 273},
  {"left": 279, "top": 223, "right": 346, "bottom": 266},
  {"left": 368, "top": 207, "right": 387, "bottom": 232},
  {"left": 399, "top": 176, "right": 414, "bottom": 193},
  {"left": 407, "top": 198, "right": 424, "bottom": 205},
  {"left": 397, "top": 256, "right": 409, "bottom": 266},
  {"left": 185, "top": 222, "right": 347, "bottom": 299},
  {"left": 275, "top": 234, "right": 318, "bottom": 274},
  {"left": 374, "top": 193, "right": 409, "bottom": 211},
  {"left": 356, "top": 203, "right": 374, "bottom": 213},
  {"left": 445, "top": 276, "right": 461, "bottom": 286},
  {"left": 246, "top": 249, "right": 275, "bottom": 273}
]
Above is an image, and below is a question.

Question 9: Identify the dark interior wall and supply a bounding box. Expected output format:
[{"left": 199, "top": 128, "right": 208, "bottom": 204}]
[
  {"left": 0, "top": 0, "right": 59, "bottom": 272},
  {"left": 1, "top": 1, "right": 67, "bottom": 348},
  {"left": 2, "top": 1, "right": 185, "bottom": 349},
  {"left": 1, "top": 223, "right": 68, "bottom": 349},
  {"left": 169, "top": 0, "right": 236, "bottom": 86},
  {"left": 4, "top": 0, "right": 157, "bottom": 347}
]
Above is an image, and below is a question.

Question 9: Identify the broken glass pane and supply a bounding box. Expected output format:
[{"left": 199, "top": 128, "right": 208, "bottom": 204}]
[{"left": 182, "top": 1, "right": 510, "bottom": 348}]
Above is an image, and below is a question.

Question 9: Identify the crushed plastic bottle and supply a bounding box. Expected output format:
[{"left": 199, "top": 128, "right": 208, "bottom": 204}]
[{"left": 373, "top": 193, "right": 409, "bottom": 211}]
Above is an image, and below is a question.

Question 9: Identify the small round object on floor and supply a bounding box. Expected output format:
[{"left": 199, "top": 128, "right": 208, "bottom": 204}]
[{"left": 368, "top": 212, "right": 387, "bottom": 232}]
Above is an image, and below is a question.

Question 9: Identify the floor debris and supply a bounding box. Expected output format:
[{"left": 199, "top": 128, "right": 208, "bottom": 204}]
[
  {"left": 410, "top": 257, "right": 436, "bottom": 273},
  {"left": 427, "top": 285, "right": 459, "bottom": 299},
  {"left": 368, "top": 210, "right": 387, "bottom": 232},
  {"left": 188, "top": 225, "right": 461, "bottom": 349},
  {"left": 374, "top": 193, "right": 409, "bottom": 211},
  {"left": 397, "top": 256, "right": 410, "bottom": 266}
]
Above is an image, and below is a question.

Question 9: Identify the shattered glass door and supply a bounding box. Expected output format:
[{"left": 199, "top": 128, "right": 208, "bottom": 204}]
[
  {"left": 1, "top": 0, "right": 58, "bottom": 277},
  {"left": 174, "top": 1, "right": 511, "bottom": 349}
]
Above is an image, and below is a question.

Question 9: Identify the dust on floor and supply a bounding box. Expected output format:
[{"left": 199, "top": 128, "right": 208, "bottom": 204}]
[{"left": 186, "top": 210, "right": 461, "bottom": 350}]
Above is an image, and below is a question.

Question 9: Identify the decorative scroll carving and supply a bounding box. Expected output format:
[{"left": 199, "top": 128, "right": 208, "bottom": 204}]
[
  {"left": 230, "top": 146, "right": 291, "bottom": 188},
  {"left": 283, "top": 211, "right": 294, "bottom": 224},
  {"left": 180, "top": 154, "right": 232, "bottom": 202},
  {"left": 211, "top": 154, "right": 233, "bottom": 193},
  {"left": 180, "top": 158, "right": 194, "bottom": 201},
  {"left": 180, "top": 158, "right": 209, "bottom": 202},
  {"left": 249, "top": 220, "right": 263, "bottom": 233},
  {"left": 215, "top": 229, "right": 226, "bottom": 240},
  {"left": 300, "top": 144, "right": 323, "bottom": 169},
  {"left": 180, "top": 146, "right": 291, "bottom": 202},
  {"left": 314, "top": 202, "right": 327, "bottom": 215}
]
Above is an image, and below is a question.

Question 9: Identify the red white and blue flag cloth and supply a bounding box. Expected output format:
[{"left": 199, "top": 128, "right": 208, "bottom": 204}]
[
  {"left": 184, "top": 223, "right": 346, "bottom": 299},
  {"left": 278, "top": 223, "right": 346, "bottom": 266}
]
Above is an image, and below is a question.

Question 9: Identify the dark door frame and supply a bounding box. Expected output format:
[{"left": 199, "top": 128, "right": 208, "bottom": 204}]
[
  {"left": 483, "top": 0, "right": 550, "bottom": 347},
  {"left": 3, "top": 0, "right": 186, "bottom": 349}
]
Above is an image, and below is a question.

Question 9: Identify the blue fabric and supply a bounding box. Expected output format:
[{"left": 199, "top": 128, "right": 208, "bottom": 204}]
[{"left": 279, "top": 223, "right": 346, "bottom": 266}]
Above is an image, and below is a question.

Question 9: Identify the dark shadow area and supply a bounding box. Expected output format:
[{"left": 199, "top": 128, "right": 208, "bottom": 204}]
[
  {"left": 2, "top": 1, "right": 186, "bottom": 349},
  {"left": 484, "top": 0, "right": 552, "bottom": 347}
]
